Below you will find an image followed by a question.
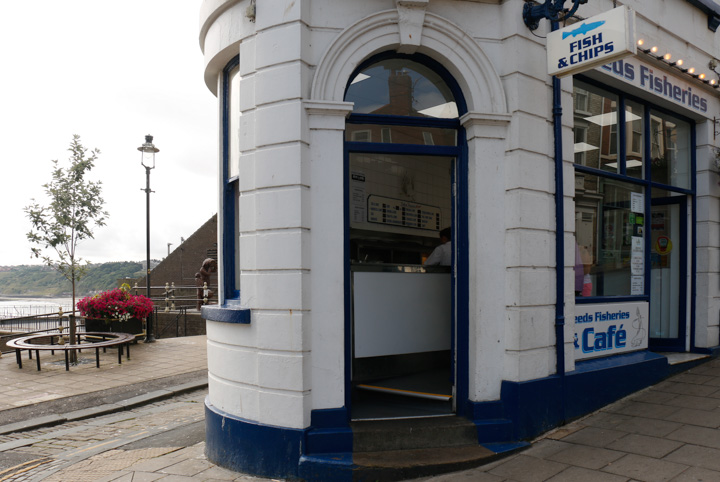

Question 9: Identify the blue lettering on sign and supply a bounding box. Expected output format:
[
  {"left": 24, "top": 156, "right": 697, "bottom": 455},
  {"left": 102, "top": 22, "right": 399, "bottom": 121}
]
[
  {"left": 602, "top": 60, "right": 709, "bottom": 113},
  {"left": 581, "top": 324, "right": 627, "bottom": 354},
  {"left": 558, "top": 32, "right": 614, "bottom": 70}
]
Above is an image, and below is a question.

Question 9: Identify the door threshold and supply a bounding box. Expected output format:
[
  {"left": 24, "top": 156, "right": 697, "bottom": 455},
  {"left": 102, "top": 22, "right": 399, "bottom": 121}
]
[
  {"left": 657, "top": 352, "right": 709, "bottom": 365},
  {"left": 351, "top": 413, "right": 455, "bottom": 422},
  {"left": 357, "top": 383, "right": 451, "bottom": 401}
]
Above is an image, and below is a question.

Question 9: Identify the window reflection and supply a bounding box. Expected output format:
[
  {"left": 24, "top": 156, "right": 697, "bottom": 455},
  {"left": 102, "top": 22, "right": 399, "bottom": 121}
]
[
  {"left": 575, "top": 173, "right": 644, "bottom": 297},
  {"left": 228, "top": 67, "right": 240, "bottom": 179},
  {"left": 346, "top": 59, "right": 457, "bottom": 118},
  {"left": 346, "top": 124, "right": 457, "bottom": 146},
  {"left": 625, "top": 101, "right": 644, "bottom": 179},
  {"left": 650, "top": 112, "right": 690, "bottom": 189},
  {"left": 573, "top": 82, "right": 619, "bottom": 174}
]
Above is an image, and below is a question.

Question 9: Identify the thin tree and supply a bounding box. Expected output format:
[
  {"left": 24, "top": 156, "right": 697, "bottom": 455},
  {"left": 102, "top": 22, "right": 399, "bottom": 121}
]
[{"left": 25, "top": 135, "right": 108, "bottom": 360}]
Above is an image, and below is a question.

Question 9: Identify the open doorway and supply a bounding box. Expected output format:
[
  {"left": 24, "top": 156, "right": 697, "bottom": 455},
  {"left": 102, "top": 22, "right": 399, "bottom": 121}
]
[{"left": 348, "top": 153, "right": 455, "bottom": 420}]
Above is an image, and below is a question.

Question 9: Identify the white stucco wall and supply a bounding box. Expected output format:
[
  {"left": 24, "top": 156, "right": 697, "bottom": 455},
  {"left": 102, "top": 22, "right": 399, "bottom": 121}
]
[{"left": 200, "top": 0, "right": 720, "bottom": 428}]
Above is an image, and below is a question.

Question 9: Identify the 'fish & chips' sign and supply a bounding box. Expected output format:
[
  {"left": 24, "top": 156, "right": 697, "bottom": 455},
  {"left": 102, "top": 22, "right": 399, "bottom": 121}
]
[{"left": 547, "top": 6, "right": 636, "bottom": 77}]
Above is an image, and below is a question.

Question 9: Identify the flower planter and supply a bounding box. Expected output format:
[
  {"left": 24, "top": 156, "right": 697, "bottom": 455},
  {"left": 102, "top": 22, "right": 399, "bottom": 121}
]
[{"left": 84, "top": 317, "right": 145, "bottom": 336}]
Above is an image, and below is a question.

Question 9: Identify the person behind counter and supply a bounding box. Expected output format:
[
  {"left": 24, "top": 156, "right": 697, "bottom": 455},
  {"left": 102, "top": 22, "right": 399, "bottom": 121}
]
[{"left": 424, "top": 227, "right": 451, "bottom": 266}]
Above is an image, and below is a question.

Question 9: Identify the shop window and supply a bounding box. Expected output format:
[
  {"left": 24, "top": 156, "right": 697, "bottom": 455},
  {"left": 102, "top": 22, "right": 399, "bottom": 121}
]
[
  {"left": 575, "top": 173, "right": 644, "bottom": 297},
  {"left": 650, "top": 112, "right": 690, "bottom": 189},
  {"left": 346, "top": 124, "right": 456, "bottom": 145},
  {"left": 345, "top": 58, "right": 458, "bottom": 118},
  {"left": 625, "top": 100, "right": 644, "bottom": 179},
  {"left": 222, "top": 58, "right": 240, "bottom": 300},
  {"left": 573, "top": 81, "right": 619, "bottom": 174}
]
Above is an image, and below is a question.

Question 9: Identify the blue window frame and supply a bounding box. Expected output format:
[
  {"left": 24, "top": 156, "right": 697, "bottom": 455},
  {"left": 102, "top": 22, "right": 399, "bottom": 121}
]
[
  {"left": 222, "top": 56, "right": 240, "bottom": 301},
  {"left": 573, "top": 74, "right": 696, "bottom": 309}
]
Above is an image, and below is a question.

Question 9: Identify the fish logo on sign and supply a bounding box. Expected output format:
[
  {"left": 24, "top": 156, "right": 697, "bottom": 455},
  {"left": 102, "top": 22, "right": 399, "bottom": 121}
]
[{"left": 562, "top": 20, "right": 605, "bottom": 39}]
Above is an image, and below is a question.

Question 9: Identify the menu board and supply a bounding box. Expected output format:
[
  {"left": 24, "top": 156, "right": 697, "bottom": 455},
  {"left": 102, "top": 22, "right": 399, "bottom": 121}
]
[{"left": 367, "top": 195, "right": 441, "bottom": 231}]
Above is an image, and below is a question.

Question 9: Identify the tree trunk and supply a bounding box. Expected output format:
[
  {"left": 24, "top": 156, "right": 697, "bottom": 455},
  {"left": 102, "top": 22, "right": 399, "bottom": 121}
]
[{"left": 69, "top": 277, "right": 77, "bottom": 364}]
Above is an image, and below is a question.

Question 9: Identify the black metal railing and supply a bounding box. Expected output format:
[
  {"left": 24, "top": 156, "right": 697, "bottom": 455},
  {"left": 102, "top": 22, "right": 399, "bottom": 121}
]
[
  {"left": 132, "top": 283, "right": 217, "bottom": 311},
  {"left": 157, "top": 306, "right": 189, "bottom": 339}
]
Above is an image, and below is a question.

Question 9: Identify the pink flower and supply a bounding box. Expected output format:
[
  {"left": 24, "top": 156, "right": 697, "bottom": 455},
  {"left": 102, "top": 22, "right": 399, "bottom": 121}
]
[{"left": 77, "top": 288, "right": 154, "bottom": 321}]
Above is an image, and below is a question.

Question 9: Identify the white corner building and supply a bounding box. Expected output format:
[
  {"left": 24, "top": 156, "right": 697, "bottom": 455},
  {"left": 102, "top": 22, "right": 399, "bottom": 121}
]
[{"left": 199, "top": 0, "right": 720, "bottom": 479}]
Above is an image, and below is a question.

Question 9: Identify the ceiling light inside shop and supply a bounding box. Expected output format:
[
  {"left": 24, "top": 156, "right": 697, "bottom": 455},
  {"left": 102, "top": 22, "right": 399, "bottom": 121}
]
[
  {"left": 418, "top": 101, "right": 459, "bottom": 118},
  {"left": 583, "top": 111, "right": 641, "bottom": 126},
  {"left": 351, "top": 73, "right": 370, "bottom": 85},
  {"left": 663, "top": 53, "right": 672, "bottom": 60},
  {"left": 604, "top": 160, "right": 643, "bottom": 169},
  {"left": 650, "top": 46, "right": 658, "bottom": 53},
  {"left": 637, "top": 39, "right": 644, "bottom": 46},
  {"left": 574, "top": 142, "right": 599, "bottom": 153}
]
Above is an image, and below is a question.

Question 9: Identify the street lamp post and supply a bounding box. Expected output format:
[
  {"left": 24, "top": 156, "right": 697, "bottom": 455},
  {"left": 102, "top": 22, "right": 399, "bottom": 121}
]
[{"left": 138, "top": 135, "right": 159, "bottom": 343}]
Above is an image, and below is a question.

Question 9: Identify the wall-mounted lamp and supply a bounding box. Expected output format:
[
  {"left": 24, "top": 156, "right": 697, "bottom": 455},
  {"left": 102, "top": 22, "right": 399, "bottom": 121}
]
[
  {"left": 522, "top": 0, "right": 588, "bottom": 31},
  {"left": 636, "top": 38, "right": 718, "bottom": 88},
  {"left": 246, "top": 0, "right": 256, "bottom": 22}
]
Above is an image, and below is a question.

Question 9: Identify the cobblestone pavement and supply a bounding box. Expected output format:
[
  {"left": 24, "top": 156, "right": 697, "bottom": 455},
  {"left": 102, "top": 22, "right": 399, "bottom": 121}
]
[{"left": 0, "top": 389, "right": 275, "bottom": 482}]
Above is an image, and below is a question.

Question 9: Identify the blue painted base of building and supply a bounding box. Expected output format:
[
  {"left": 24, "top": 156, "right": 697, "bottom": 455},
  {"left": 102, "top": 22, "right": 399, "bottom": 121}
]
[{"left": 204, "top": 350, "right": 708, "bottom": 481}]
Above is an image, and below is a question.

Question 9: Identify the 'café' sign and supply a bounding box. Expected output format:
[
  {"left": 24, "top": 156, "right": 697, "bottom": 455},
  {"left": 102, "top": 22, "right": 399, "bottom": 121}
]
[{"left": 548, "top": 6, "right": 636, "bottom": 77}]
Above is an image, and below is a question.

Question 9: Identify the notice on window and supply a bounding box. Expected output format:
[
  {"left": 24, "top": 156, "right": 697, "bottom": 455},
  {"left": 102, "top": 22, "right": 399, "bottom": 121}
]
[
  {"left": 631, "top": 276, "right": 644, "bottom": 295},
  {"left": 367, "top": 195, "right": 441, "bottom": 231},
  {"left": 631, "top": 253, "right": 644, "bottom": 275},
  {"left": 351, "top": 171, "right": 366, "bottom": 223},
  {"left": 631, "top": 236, "right": 643, "bottom": 254},
  {"left": 630, "top": 192, "right": 643, "bottom": 213}
]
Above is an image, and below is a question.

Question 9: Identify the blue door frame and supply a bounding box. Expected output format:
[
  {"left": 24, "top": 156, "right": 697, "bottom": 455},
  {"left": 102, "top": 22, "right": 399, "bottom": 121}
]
[
  {"left": 341, "top": 53, "right": 470, "bottom": 419},
  {"left": 649, "top": 196, "right": 688, "bottom": 352}
]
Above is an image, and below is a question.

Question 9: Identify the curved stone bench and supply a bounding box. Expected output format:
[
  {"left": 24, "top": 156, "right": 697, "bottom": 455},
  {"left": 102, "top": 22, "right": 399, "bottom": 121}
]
[{"left": 6, "top": 332, "right": 135, "bottom": 371}]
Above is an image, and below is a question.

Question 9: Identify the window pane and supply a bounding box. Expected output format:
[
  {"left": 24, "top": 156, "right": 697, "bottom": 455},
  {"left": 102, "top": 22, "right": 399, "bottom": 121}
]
[
  {"left": 346, "top": 124, "right": 457, "bottom": 146},
  {"left": 575, "top": 172, "right": 644, "bottom": 297},
  {"left": 650, "top": 112, "right": 690, "bottom": 189},
  {"left": 625, "top": 100, "right": 644, "bottom": 179},
  {"left": 573, "top": 82, "right": 619, "bottom": 174},
  {"left": 345, "top": 59, "right": 458, "bottom": 118},
  {"left": 227, "top": 67, "right": 240, "bottom": 179}
]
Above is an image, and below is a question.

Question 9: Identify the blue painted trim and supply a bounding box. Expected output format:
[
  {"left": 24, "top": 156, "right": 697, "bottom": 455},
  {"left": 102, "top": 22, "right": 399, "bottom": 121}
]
[
  {"left": 481, "top": 441, "right": 530, "bottom": 454},
  {"left": 467, "top": 350, "right": 670, "bottom": 442},
  {"left": 347, "top": 113, "right": 460, "bottom": 128},
  {"left": 690, "top": 123, "right": 698, "bottom": 349},
  {"left": 306, "top": 408, "right": 353, "bottom": 455},
  {"left": 618, "top": 95, "right": 627, "bottom": 176},
  {"left": 551, "top": 22, "right": 566, "bottom": 432},
  {"left": 343, "top": 143, "right": 352, "bottom": 413},
  {"left": 298, "top": 454, "right": 354, "bottom": 482},
  {"left": 201, "top": 304, "right": 251, "bottom": 324},
  {"left": 576, "top": 296, "right": 649, "bottom": 304},
  {"left": 455, "top": 127, "right": 470, "bottom": 416},
  {"left": 205, "top": 400, "right": 304, "bottom": 479},
  {"left": 344, "top": 141, "right": 460, "bottom": 156}
]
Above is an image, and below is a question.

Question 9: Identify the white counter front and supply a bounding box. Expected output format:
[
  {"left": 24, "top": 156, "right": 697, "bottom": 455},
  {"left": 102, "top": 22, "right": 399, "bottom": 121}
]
[{"left": 353, "top": 271, "right": 451, "bottom": 358}]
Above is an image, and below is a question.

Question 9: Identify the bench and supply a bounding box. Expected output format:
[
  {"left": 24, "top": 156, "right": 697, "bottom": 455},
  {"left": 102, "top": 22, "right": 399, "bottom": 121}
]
[{"left": 6, "top": 332, "right": 136, "bottom": 371}]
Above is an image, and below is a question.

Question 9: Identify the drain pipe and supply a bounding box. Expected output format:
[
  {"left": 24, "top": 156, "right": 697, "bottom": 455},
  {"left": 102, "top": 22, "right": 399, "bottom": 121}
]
[{"left": 551, "top": 21, "right": 567, "bottom": 427}]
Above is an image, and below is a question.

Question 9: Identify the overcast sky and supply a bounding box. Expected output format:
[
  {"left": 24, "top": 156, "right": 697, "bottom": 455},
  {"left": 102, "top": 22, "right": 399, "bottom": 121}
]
[{"left": 0, "top": 1, "right": 218, "bottom": 267}]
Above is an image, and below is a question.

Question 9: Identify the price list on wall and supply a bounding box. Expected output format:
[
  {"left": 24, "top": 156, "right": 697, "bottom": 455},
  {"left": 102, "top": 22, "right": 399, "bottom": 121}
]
[{"left": 367, "top": 195, "right": 441, "bottom": 231}]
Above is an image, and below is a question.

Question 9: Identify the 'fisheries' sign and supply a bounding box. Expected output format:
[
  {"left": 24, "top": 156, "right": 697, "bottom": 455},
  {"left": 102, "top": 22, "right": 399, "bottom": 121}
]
[
  {"left": 574, "top": 302, "right": 648, "bottom": 360},
  {"left": 547, "top": 6, "right": 636, "bottom": 77}
]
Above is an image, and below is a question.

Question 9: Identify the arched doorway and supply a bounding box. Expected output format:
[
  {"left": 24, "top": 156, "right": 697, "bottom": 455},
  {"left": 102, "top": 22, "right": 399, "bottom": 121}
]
[{"left": 343, "top": 53, "right": 467, "bottom": 419}]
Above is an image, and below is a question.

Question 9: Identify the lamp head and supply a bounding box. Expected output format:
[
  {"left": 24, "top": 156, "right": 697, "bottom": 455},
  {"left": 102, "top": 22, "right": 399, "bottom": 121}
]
[{"left": 138, "top": 134, "right": 159, "bottom": 169}]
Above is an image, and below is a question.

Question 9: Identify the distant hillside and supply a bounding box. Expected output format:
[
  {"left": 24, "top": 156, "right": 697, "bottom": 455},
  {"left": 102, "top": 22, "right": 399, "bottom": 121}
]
[{"left": 0, "top": 262, "right": 150, "bottom": 297}]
